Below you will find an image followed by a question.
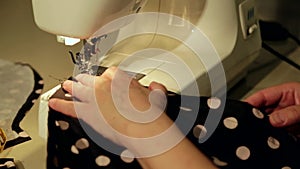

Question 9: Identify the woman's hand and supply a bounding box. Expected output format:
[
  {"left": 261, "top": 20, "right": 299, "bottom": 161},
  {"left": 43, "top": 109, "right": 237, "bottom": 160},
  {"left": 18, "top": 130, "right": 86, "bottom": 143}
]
[
  {"left": 49, "top": 67, "right": 189, "bottom": 158},
  {"left": 245, "top": 82, "right": 300, "bottom": 128},
  {"left": 48, "top": 67, "right": 172, "bottom": 146}
]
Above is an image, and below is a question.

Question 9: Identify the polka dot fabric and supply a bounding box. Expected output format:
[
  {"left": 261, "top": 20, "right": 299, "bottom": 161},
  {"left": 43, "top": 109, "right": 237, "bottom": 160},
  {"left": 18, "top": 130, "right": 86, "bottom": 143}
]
[
  {"left": 0, "top": 60, "right": 44, "bottom": 149},
  {"left": 48, "top": 89, "right": 300, "bottom": 169},
  {"left": 0, "top": 158, "right": 16, "bottom": 169}
]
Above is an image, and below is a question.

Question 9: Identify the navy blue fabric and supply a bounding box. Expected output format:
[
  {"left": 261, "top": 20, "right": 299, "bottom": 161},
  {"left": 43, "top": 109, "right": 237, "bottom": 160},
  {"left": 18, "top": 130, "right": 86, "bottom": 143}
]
[{"left": 47, "top": 87, "right": 300, "bottom": 169}]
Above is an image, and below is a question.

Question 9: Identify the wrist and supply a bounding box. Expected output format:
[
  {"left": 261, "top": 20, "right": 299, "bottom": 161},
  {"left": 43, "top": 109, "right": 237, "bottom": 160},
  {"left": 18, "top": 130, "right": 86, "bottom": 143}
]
[
  {"left": 127, "top": 113, "right": 173, "bottom": 137},
  {"left": 119, "top": 114, "right": 185, "bottom": 158}
]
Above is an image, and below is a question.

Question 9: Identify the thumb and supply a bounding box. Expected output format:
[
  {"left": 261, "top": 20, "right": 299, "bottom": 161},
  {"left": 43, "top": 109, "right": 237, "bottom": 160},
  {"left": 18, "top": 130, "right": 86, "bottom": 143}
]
[
  {"left": 149, "top": 81, "right": 167, "bottom": 94},
  {"left": 148, "top": 82, "right": 168, "bottom": 110},
  {"left": 269, "top": 105, "right": 300, "bottom": 127}
]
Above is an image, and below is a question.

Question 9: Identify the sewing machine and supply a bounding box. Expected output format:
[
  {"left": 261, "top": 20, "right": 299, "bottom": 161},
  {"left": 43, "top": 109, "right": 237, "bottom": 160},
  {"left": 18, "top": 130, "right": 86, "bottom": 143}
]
[
  {"left": 36, "top": 0, "right": 261, "bottom": 139},
  {"left": 33, "top": 0, "right": 261, "bottom": 96}
]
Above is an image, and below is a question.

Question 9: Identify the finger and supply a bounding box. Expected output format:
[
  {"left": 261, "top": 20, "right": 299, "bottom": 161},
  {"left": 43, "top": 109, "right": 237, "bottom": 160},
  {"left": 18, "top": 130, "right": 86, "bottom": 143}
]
[
  {"left": 75, "top": 74, "right": 97, "bottom": 87},
  {"left": 101, "top": 66, "right": 118, "bottom": 80},
  {"left": 148, "top": 82, "right": 168, "bottom": 111},
  {"left": 244, "top": 86, "right": 284, "bottom": 108},
  {"left": 269, "top": 105, "right": 300, "bottom": 127},
  {"left": 48, "top": 98, "right": 77, "bottom": 118},
  {"left": 245, "top": 82, "right": 300, "bottom": 108},
  {"left": 63, "top": 80, "right": 94, "bottom": 102},
  {"left": 244, "top": 91, "right": 266, "bottom": 107},
  {"left": 62, "top": 80, "right": 73, "bottom": 94},
  {"left": 149, "top": 81, "right": 167, "bottom": 94}
]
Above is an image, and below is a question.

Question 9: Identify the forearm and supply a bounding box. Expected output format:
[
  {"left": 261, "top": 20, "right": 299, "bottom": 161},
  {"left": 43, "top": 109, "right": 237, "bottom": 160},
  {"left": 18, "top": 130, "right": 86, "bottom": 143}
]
[
  {"left": 124, "top": 114, "right": 217, "bottom": 169},
  {"left": 137, "top": 137, "right": 218, "bottom": 169}
]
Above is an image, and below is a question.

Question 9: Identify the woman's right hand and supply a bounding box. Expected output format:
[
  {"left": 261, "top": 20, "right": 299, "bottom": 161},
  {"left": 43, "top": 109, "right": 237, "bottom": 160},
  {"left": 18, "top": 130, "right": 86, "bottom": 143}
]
[{"left": 49, "top": 67, "right": 217, "bottom": 169}]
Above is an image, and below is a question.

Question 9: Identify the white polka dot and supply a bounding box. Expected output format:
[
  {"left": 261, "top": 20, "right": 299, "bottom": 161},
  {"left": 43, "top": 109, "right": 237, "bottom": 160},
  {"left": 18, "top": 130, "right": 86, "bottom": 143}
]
[
  {"left": 179, "top": 106, "right": 192, "bottom": 112},
  {"left": 65, "top": 93, "right": 72, "bottom": 98},
  {"left": 71, "top": 145, "right": 79, "bottom": 154},
  {"left": 120, "top": 149, "right": 135, "bottom": 163},
  {"left": 223, "top": 117, "right": 238, "bottom": 129},
  {"left": 252, "top": 108, "right": 264, "bottom": 119},
  {"left": 168, "top": 93, "right": 176, "bottom": 96},
  {"left": 57, "top": 120, "right": 70, "bottom": 131},
  {"left": 193, "top": 125, "right": 207, "bottom": 140},
  {"left": 75, "top": 138, "right": 90, "bottom": 150},
  {"left": 236, "top": 146, "right": 251, "bottom": 160},
  {"left": 282, "top": 166, "right": 292, "bottom": 169},
  {"left": 267, "top": 137, "right": 280, "bottom": 149},
  {"left": 35, "top": 89, "right": 43, "bottom": 94},
  {"left": 55, "top": 121, "right": 60, "bottom": 127},
  {"left": 212, "top": 156, "right": 228, "bottom": 167},
  {"left": 207, "top": 97, "right": 221, "bottom": 109},
  {"left": 95, "top": 155, "right": 111, "bottom": 167},
  {"left": 18, "top": 131, "right": 29, "bottom": 138},
  {"left": 4, "top": 161, "right": 15, "bottom": 168},
  {"left": 38, "top": 80, "right": 44, "bottom": 85}
]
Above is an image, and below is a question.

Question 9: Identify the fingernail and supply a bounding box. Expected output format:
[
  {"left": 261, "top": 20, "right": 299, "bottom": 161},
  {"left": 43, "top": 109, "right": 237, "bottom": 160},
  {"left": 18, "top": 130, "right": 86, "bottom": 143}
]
[{"left": 270, "top": 112, "right": 286, "bottom": 126}]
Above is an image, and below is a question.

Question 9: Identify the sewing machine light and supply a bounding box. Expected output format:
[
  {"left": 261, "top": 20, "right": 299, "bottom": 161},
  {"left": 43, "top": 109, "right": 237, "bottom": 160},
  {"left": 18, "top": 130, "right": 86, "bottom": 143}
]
[{"left": 56, "top": 36, "right": 81, "bottom": 46}]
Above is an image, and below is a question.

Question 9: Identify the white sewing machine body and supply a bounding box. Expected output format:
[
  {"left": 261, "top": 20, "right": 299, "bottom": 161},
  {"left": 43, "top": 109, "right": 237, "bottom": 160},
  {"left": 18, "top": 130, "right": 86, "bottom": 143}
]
[{"left": 33, "top": 0, "right": 261, "bottom": 95}]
